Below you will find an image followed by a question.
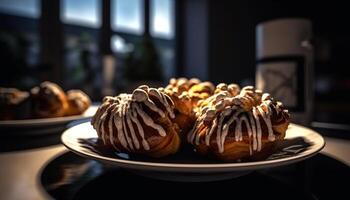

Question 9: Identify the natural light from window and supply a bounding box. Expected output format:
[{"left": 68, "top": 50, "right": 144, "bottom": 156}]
[
  {"left": 150, "top": 0, "right": 174, "bottom": 39},
  {"left": 111, "top": 0, "right": 144, "bottom": 35},
  {"left": 0, "top": 0, "right": 40, "bottom": 18},
  {"left": 61, "top": 0, "right": 101, "bottom": 28},
  {"left": 111, "top": 35, "right": 133, "bottom": 53}
]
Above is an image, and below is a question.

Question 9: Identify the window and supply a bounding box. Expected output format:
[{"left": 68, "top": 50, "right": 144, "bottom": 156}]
[
  {"left": 61, "top": 0, "right": 101, "bottom": 28},
  {"left": 111, "top": 0, "right": 144, "bottom": 35},
  {"left": 0, "top": 0, "right": 40, "bottom": 18},
  {"left": 110, "top": 0, "right": 176, "bottom": 80},
  {"left": 150, "top": 0, "right": 175, "bottom": 39}
]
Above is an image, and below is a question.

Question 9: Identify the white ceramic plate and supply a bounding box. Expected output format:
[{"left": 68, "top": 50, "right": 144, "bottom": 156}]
[
  {"left": 61, "top": 122, "right": 325, "bottom": 182},
  {"left": 0, "top": 106, "right": 98, "bottom": 135}
]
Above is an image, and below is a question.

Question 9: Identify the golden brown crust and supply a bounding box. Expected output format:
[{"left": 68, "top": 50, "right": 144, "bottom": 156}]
[
  {"left": 30, "top": 82, "right": 69, "bottom": 118},
  {"left": 93, "top": 79, "right": 291, "bottom": 161},
  {"left": 164, "top": 78, "right": 215, "bottom": 114},
  {"left": 92, "top": 86, "right": 181, "bottom": 158},
  {"left": 164, "top": 78, "right": 215, "bottom": 134},
  {"left": 0, "top": 82, "right": 92, "bottom": 119},
  {"left": 188, "top": 85, "right": 290, "bottom": 162},
  {"left": 142, "top": 117, "right": 181, "bottom": 157},
  {"left": 65, "top": 90, "right": 91, "bottom": 116}
]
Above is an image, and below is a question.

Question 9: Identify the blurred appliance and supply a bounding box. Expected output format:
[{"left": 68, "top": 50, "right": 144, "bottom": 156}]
[
  {"left": 256, "top": 18, "right": 314, "bottom": 125},
  {"left": 102, "top": 55, "right": 116, "bottom": 96}
]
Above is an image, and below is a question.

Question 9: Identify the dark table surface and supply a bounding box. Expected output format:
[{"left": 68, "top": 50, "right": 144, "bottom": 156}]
[{"left": 0, "top": 125, "right": 350, "bottom": 200}]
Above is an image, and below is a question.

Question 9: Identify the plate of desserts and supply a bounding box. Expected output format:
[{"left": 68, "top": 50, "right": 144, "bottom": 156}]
[
  {"left": 0, "top": 81, "right": 97, "bottom": 133},
  {"left": 61, "top": 78, "right": 325, "bottom": 182}
]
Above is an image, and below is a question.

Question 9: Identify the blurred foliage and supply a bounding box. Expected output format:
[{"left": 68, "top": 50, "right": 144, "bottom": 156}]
[
  {"left": 124, "top": 35, "right": 163, "bottom": 81},
  {"left": 0, "top": 31, "right": 28, "bottom": 88}
]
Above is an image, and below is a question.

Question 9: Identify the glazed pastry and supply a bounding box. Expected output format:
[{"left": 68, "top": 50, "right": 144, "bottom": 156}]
[
  {"left": 91, "top": 85, "right": 181, "bottom": 158},
  {"left": 65, "top": 90, "right": 91, "bottom": 116},
  {"left": 0, "top": 88, "right": 31, "bottom": 120},
  {"left": 30, "top": 81, "right": 69, "bottom": 118},
  {"left": 195, "top": 83, "right": 241, "bottom": 114},
  {"left": 187, "top": 86, "right": 290, "bottom": 162},
  {"left": 164, "top": 78, "right": 215, "bottom": 132},
  {"left": 165, "top": 78, "right": 215, "bottom": 114}
]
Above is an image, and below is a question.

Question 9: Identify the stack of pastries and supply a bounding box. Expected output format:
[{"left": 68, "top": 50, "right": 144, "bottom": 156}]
[
  {"left": 91, "top": 78, "right": 290, "bottom": 162},
  {"left": 0, "top": 81, "right": 91, "bottom": 120}
]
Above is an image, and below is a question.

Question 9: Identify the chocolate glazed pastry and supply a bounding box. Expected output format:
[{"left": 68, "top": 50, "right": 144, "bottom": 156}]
[
  {"left": 30, "top": 82, "right": 69, "bottom": 118},
  {"left": 187, "top": 86, "right": 290, "bottom": 162},
  {"left": 164, "top": 78, "right": 215, "bottom": 134},
  {"left": 91, "top": 85, "right": 181, "bottom": 158}
]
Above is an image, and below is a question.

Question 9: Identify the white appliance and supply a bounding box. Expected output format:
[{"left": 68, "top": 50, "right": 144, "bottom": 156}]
[{"left": 256, "top": 18, "right": 314, "bottom": 125}]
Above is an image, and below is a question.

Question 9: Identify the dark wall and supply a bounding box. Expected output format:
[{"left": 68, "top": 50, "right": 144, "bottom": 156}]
[
  {"left": 208, "top": 1, "right": 255, "bottom": 85},
  {"left": 182, "top": 0, "right": 209, "bottom": 80},
  {"left": 200, "top": 0, "right": 350, "bottom": 84}
]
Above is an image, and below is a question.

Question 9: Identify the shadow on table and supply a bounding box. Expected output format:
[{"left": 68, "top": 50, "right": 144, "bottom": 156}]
[
  {"left": 39, "top": 151, "right": 350, "bottom": 200},
  {"left": 0, "top": 119, "right": 90, "bottom": 152},
  {"left": 0, "top": 131, "right": 62, "bottom": 152}
]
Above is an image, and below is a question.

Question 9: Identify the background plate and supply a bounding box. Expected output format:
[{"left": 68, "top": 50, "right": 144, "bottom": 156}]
[{"left": 0, "top": 106, "right": 98, "bottom": 135}]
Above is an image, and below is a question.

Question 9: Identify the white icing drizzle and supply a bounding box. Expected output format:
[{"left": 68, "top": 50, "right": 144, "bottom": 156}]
[
  {"left": 240, "top": 116, "right": 253, "bottom": 154},
  {"left": 248, "top": 112, "right": 257, "bottom": 152},
  {"left": 121, "top": 102, "right": 134, "bottom": 150},
  {"left": 188, "top": 119, "right": 198, "bottom": 143},
  {"left": 91, "top": 87, "right": 175, "bottom": 152},
  {"left": 148, "top": 88, "right": 175, "bottom": 119},
  {"left": 99, "top": 110, "right": 109, "bottom": 144},
  {"left": 133, "top": 88, "right": 165, "bottom": 118},
  {"left": 129, "top": 105, "right": 150, "bottom": 150},
  {"left": 92, "top": 102, "right": 110, "bottom": 134},
  {"left": 107, "top": 104, "right": 118, "bottom": 150},
  {"left": 252, "top": 107, "right": 262, "bottom": 151},
  {"left": 218, "top": 110, "right": 240, "bottom": 152},
  {"left": 204, "top": 118, "right": 217, "bottom": 145},
  {"left": 126, "top": 108, "right": 140, "bottom": 149},
  {"left": 113, "top": 106, "right": 129, "bottom": 150},
  {"left": 257, "top": 105, "right": 275, "bottom": 141},
  {"left": 133, "top": 103, "right": 167, "bottom": 136},
  {"left": 144, "top": 99, "right": 166, "bottom": 118},
  {"left": 188, "top": 86, "right": 288, "bottom": 156},
  {"left": 161, "top": 93, "right": 176, "bottom": 119}
]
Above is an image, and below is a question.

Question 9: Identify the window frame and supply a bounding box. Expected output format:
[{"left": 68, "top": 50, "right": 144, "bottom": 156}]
[{"left": 110, "top": 0, "right": 176, "bottom": 53}]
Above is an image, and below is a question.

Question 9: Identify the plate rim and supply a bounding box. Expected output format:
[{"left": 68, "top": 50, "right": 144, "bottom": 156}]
[
  {"left": 61, "top": 122, "right": 325, "bottom": 172},
  {"left": 0, "top": 105, "right": 98, "bottom": 127}
]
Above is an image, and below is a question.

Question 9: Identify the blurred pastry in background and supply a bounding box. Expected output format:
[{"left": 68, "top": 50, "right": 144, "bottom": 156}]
[
  {"left": 30, "top": 81, "right": 69, "bottom": 118},
  {"left": 0, "top": 81, "right": 91, "bottom": 120},
  {"left": 0, "top": 87, "right": 31, "bottom": 120},
  {"left": 65, "top": 90, "right": 91, "bottom": 116}
]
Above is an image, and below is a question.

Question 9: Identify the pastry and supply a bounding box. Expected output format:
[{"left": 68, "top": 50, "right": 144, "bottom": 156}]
[
  {"left": 30, "top": 81, "right": 69, "bottom": 118},
  {"left": 65, "top": 90, "right": 91, "bottom": 116},
  {"left": 0, "top": 81, "right": 92, "bottom": 120},
  {"left": 0, "top": 87, "right": 31, "bottom": 120},
  {"left": 187, "top": 85, "right": 290, "bottom": 162},
  {"left": 91, "top": 85, "right": 181, "bottom": 158},
  {"left": 195, "top": 83, "right": 241, "bottom": 114},
  {"left": 164, "top": 78, "right": 215, "bottom": 132}
]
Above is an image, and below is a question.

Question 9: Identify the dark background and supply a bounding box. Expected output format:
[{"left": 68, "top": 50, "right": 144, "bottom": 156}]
[{"left": 1, "top": 0, "right": 350, "bottom": 125}]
